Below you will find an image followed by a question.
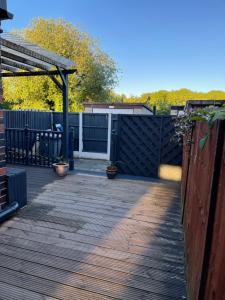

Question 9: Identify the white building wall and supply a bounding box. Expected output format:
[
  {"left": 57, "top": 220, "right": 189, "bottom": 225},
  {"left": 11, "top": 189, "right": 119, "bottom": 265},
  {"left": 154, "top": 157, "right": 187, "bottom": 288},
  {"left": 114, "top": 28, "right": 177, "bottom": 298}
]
[{"left": 84, "top": 107, "right": 152, "bottom": 115}]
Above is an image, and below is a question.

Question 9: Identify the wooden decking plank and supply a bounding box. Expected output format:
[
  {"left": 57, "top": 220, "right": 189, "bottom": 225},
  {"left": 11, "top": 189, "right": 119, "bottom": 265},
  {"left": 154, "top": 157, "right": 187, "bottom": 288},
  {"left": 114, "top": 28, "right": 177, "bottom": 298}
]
[
  {"left": 48, "top": 210, "right": 181, "bottom": 234},
  {"left": 0, "top": 243, "right": 185, "bottom": 291},
  {"left": 28, "top": 188, "right": 181, "bottom": 207},
  {"left": 0, "top": 282, "right": 58, "bottom": 300},
  {"left": 48, "top": 207, "right": 181, "bottom": 225},
  {"left": 29, "top": 188, "right": 182, "bottom": 211},
  {"left": 9, "top": 218, "right": 184, "bottom": 255},
  {"left": 26, "top": 177, "right": 179, "bottom": 200},
  {"left": 0, "top": 234, "right": 185, "bottom": 282},
  {"left": 13, "top": 216, "right": 183, "bottom": 242},
  {"left": 3, "top": 219, "right": 184, "bottom": 260},
  {"left": 0, "top": 267, "right": 116, "bottom": 300},
  {"left": 32, "top": 197, "right": 182, "bottom": 221},
  {"left": 0, "top": 253, "right": 184, "bottom": 299},
  {"left": 16, "top": 211, "right": 183, "bottom": 244},
  {"left": 28, "top": 186, "right": 182, "bottom": 206},
  {"left": 0, "top": 226, "right": 184, "bottom": 271},
  {"left": 19, "top": 204, "right": 182, "bottom": 235}
]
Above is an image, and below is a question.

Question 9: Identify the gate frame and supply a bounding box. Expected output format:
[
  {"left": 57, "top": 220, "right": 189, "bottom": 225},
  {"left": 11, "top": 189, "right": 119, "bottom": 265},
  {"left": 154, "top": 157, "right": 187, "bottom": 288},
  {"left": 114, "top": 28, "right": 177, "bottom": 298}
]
[{"left": 73, "top": 112, "right": 112, "bottom": 160}]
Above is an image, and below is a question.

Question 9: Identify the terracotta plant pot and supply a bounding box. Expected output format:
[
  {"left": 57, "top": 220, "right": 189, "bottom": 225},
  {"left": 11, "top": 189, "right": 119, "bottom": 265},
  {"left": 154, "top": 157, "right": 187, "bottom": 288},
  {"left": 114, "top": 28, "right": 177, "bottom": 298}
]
[
  {"left": 106, "top": 166, "right": 118, "bottom": 179},
  {"left": 53, "top": 163, "right": 69, "bottom": 177}
]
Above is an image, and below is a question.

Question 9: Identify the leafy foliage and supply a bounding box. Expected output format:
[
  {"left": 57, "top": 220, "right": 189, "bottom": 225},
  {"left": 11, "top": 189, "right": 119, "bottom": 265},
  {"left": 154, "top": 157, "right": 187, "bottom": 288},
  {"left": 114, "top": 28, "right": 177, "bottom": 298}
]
[
  {"left": 3, "top": 18, "right": 118, "bottom": 111},
  {"left": 122, "top": 89, "right": 225, "bottom": 115},
  {"left": 174, "top": 107, "right": 225, "bottom": 150}
]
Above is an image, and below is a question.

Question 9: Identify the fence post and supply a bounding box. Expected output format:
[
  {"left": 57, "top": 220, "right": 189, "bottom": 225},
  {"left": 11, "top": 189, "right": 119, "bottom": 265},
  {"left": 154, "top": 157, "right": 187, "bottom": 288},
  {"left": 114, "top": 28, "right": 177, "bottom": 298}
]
[
  {"left": 110, "top": 114, "right": 119, "bottom": 163},
  {"left": 107, "top": 113, "right": 112, "bottom": 160},
  {"left": 24, "top": 125, "right": 29, "bottom": 165},
  {"left": 78, "top": 112, "right": 83, "bottom": 157},
  {"left": 68, "top": 127, "right": 74, "bottom": 170}
]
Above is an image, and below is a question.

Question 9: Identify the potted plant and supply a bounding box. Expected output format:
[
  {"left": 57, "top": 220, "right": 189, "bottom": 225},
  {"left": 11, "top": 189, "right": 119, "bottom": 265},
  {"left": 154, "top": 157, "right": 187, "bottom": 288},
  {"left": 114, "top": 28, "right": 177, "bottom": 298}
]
[
  {"left": 53, "top": 156, "right": 69, "bottom": 177},
  {"left": 106, "top": 160, "right": 124, "bottom": 179}
]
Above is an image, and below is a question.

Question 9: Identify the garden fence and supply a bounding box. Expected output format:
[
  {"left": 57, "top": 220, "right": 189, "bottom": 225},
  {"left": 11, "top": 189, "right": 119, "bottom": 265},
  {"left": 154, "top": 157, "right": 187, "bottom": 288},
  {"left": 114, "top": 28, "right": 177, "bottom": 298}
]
[{"left": 182, "top": 120, "right": 225, "bottom": 300}]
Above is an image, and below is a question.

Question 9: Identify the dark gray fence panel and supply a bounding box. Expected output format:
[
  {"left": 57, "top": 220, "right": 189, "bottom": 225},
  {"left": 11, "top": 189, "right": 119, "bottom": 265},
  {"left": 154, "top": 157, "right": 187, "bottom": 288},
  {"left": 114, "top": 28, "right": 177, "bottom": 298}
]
[
  {"left": 52, "top": 112, "right": 79, "bottom": 127},
  {"left": 111, "top": 115, "right": 182, "bottom": 178},
  {"left": 160, "top": 116, "right": 183, "bottom": 165},
  {"left": 53, "top": 112, "right": 79, "bottom": 151},
  {"left": 82, "top": 113, "right": 108, "bottom": 153},
  {"left": 4, "top": 110, "right": 52, "bottom": 130}
]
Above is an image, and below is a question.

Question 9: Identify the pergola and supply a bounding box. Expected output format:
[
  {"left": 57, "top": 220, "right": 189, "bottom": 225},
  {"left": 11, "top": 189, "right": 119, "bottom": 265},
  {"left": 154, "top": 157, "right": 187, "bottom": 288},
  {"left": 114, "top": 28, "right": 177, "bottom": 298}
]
[{"left": 0, "top": 32, "right": 77, "bottom": 159}]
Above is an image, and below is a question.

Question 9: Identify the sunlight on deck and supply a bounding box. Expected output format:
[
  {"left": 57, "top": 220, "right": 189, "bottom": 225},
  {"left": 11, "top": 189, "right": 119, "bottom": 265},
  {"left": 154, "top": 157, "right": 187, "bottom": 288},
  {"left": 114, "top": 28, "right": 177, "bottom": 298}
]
[
  {"left": 159, "top": 164, "right": 182, "bottom": 182},
  {"left": 54, "top": 185, "right": 177, "bottom": 298}
]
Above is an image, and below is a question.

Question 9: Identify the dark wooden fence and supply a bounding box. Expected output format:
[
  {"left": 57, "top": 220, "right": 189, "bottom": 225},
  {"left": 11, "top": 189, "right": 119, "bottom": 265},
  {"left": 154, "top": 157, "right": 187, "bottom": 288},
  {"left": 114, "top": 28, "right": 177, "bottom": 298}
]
[
  {"left": 182, "top": 120, "right": 225, "bottom": 300},
  {"left": 53, "top": 112, "right": 79, "bottom": 151},
  {"left": 4, "top": 110, "right": 52, "bottom": 130},
  {"left": 4, "top": 110, "right": 108, "bottom": 154},
  {"left": 82, "top": 113, "right": 108, "bottom": 153},
  {"left": 111, "top": 115, "right": 182, "bottom": 178}
]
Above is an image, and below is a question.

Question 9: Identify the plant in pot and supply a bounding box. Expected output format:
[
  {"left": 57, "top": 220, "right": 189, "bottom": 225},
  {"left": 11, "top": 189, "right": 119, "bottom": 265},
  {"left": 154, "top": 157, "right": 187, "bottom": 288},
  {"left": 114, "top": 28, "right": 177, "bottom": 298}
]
[
  {"left": 106, "top": 160, "right": 124, "bottom": 179},
  {"left": 53, "top": 156, "right": 69, "bottom": 177}
]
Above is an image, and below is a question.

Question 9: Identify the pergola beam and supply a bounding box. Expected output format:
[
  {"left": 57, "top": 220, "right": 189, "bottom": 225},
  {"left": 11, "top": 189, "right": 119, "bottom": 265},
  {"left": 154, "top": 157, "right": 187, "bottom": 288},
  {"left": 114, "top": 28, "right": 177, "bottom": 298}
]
[
  {"left": 1, "top": 57, "right": 34, "bottom": 71},
  {"left": 1, "top": 50, "right": 51, "bottom": 71},
  {"left": 1, "top": 64, "right": 18, "bottom": 73},
  {"left": 0, "top": 69, "right": 77, "bottom": 77},
  {"left": 1, "top": 36, "right": 68, "bottom": 69}
]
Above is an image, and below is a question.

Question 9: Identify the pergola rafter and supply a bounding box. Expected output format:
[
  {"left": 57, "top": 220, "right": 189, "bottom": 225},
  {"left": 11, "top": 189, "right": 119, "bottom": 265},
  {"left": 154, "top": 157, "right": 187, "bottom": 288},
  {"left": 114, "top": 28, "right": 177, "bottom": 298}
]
[
  {"left": 0, "top": 32, "right": 77, "bottom": 160},
  {"left": 1, "top": 57, "right": 34, "bottom": 71}
]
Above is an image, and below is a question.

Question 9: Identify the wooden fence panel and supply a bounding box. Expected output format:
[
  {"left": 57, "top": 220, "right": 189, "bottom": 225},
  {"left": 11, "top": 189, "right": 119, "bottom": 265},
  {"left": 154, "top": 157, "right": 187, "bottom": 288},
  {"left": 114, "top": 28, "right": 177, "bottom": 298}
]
[
  {"left": 111, "top": 115, "right": 182, "bottom": 178},
  {"left": 204, "top": 125, "right": 225, "bottom": 299},
  {"left": 4, "top": 110, "right": 51, "bottom": 130},
  {"left": 183, "top": 121, "right": 225, "bottom": 300},
  {"left": 184, "top": 122, "right": 219, "bottom": 299}
]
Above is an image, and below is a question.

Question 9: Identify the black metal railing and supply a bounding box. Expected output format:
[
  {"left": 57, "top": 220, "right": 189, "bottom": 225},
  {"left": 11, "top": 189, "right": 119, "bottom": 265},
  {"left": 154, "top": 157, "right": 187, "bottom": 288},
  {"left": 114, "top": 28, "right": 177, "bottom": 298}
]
[{"left": 5, "top": 127, "right": 62, "bottom": 167}]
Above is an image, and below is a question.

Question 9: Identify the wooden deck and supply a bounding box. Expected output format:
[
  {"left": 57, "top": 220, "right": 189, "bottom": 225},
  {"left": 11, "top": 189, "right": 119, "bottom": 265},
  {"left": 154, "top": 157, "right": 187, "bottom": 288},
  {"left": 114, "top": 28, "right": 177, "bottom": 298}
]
[{"left": 0, "top": 166, "right": 186, "bottom": 300}]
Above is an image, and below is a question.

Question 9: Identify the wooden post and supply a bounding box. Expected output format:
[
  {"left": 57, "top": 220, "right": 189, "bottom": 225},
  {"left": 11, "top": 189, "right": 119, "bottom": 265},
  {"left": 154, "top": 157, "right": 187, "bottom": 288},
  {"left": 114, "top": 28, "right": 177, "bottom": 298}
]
[
  {"left": 62, "top": 71, "right": 69, "bottom": 160},
  {"left": 78, "top": 112, "right": 83, "bottom": 157},
  {"left": 107, "top": 113, "right": 112, "bottom": 161}
]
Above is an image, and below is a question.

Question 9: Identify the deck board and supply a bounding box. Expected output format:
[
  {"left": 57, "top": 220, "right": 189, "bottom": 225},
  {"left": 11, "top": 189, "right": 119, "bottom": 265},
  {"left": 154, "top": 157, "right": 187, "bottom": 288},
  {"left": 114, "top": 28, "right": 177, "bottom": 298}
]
[{"left": 0, "top": 166, "right": 186, "bottom": 299}]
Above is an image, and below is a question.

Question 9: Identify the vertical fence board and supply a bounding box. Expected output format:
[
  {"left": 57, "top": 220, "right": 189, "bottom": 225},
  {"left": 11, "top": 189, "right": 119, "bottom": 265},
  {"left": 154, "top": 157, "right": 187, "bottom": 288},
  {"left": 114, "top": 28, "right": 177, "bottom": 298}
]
[
  {"left": 183, "top": 122, "right": 219, "bottom": 300},
  {"left": 4, "top": 110, "right": 52, "bottom": 130},
  {"left": 182, "top": 121, "right": 225, "bottom": 300},
  {"left": 203, "top": 124, "right": 225, "bottom": 299}
]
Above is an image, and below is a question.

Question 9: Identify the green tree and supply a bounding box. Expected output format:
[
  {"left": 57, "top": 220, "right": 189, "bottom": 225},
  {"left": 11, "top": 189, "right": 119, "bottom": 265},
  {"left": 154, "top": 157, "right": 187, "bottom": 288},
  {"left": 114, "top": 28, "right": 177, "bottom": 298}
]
[
  {"left": 125, "top": 89, "right": 225, "bottom": 114},
  {"left": 3, "top": 18, "right": 118, "bottom": 111}
]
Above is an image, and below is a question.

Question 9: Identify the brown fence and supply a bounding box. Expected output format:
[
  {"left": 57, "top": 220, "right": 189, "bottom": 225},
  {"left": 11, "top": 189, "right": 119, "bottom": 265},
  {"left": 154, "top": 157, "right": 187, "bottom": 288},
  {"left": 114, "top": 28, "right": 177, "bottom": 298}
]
[{"left": 182, "top": 120, "right": 225, "bottom": 300}]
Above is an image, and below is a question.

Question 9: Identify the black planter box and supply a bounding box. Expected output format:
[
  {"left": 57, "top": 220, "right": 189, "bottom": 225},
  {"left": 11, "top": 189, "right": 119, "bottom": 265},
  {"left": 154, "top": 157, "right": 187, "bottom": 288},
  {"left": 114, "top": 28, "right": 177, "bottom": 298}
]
[{"left": 7, "top": 168, "right": 27, "bottom": 209}]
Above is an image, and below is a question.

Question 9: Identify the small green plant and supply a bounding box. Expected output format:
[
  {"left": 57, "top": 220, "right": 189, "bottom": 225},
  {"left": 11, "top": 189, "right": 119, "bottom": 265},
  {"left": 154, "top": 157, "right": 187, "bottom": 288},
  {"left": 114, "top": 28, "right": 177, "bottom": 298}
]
[
  {"left": 108, "top": 160, "right": 125, "bottom": 168},
  {"left": 174, "top": 107, "right": 225, "bottom": 150},
  {"left": 55, "top": 155, "right": 67, "bottom": 164}
]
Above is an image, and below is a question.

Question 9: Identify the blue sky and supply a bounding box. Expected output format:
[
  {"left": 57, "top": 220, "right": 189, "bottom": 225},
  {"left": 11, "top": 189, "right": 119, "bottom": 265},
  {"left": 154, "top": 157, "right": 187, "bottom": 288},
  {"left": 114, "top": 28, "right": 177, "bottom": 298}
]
[{"left": 4, "top": 0, "right": 225, "bottom": 96}]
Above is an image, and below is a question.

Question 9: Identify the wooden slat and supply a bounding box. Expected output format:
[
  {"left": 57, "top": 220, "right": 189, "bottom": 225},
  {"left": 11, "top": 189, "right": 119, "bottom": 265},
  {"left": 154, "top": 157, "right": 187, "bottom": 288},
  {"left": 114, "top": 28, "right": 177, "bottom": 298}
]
[
  {"left": 1, "top": 57, "right": 34, "bottom": 71},
  {"left": 2, "top": 220, "right": 184, "bottom": 263},
  {"left": 0, "top": 254, "right": 181, "bottom": 300},
  {"left": 0, "top": 234, "right": 185, "bottom": 282},
  {"left": 0, "top": 243, "right": 185, "bottom": 290},
  {"left": 0, "top": 282, "right": 58, "bottom": 300}
]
